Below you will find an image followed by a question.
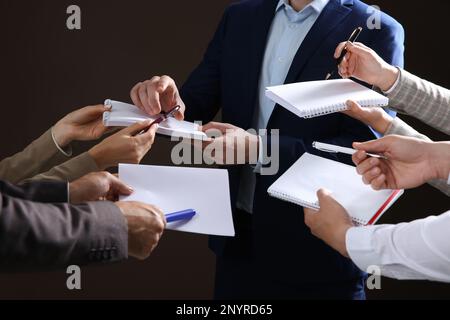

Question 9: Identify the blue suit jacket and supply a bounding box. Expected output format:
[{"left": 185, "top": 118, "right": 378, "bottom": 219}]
[{"left": 181, "top": 0, "right": 404, "bottom": 285}]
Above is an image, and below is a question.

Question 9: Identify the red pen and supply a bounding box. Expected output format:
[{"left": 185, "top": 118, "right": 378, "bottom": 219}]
[{"left": 139, "top": 105, "right": 181, "bottom": 134}]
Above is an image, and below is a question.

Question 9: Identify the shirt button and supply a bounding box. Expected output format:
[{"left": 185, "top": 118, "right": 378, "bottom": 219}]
[{"left": 278, "top": 57, "right": 284, "bottom": 63}]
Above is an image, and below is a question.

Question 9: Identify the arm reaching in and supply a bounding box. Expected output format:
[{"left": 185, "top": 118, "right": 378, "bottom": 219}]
[
  {"left": 88, "top": 121, "right": 158, "bottom": 170},
  {"left": 52, "top": 105, "right": 111, "bottom": 148},
  {"left": 335, "top": 41, "right": 399, "bottom": 92},
  {"left": 352, "top": 136, "right": 450, "bottom": 190}
]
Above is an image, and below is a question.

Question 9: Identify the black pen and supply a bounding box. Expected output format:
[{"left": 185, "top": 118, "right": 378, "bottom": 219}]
[{"left": 325, "top": 27, "right": 363, "bottom": 80}]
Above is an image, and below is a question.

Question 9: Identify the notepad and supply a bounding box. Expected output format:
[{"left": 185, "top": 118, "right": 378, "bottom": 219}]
[
  {"left": 268, "top": 153, "right": 403, "bottom": 226},
  {"left": 103, "top": 99, "right": 208, "bottom": 141},
  {"left": 119, "top": 164, "right": 235, "bottom": 237},
  {"left": 265, "top": 79, "right": 389, "bottom": 119}
]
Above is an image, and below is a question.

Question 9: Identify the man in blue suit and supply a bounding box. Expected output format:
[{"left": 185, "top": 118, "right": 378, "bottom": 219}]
[{"left": 131, "top": 0, "right": 404, "bottom": 299}]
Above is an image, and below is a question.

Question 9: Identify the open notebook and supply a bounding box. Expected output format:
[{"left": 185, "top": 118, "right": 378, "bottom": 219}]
[
  {"left": 103, "top": 99, "right": 208, "bottom": 141},
  {"left": 266, "top": 79, "right": 389, "bottom": 119},
  {"left": 268, "top": 153, "right": 404, "bottom": 226}
]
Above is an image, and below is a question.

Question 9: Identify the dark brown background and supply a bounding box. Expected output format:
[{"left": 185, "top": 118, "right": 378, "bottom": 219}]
[{"left": 0, "top": 0, "right": 448, "bottom": 300}]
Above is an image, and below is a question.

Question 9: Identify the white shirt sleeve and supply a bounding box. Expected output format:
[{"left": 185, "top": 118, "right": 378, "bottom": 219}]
[{"left": 346, "top": 211, "right": 450, "bottom": 283}]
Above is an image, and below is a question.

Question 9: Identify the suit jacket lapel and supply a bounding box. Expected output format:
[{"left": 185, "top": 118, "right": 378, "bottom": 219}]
[
  {"left": 243, "top": 0, "right": 278, "bottom": 129},
  {"left": 284, "top": 0, "right": 352, "bottom": 84}
]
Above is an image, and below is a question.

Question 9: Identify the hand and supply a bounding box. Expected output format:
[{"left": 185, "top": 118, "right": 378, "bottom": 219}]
[
  {"left": 53, "top": 105, "right": 111, "bottom": 147},
  {"left": 335, "top": 42, "right": 399, "bottom": 91},
  {"left": 69, "top": 172, "right": 134, "bottom": 204},
  {"left": 201, "top": 122, "right": 260, "bottom": 165},
  {"left": 115, "top": 201, "right": 166, "bottom": 260},
  {"left": 88, "top": 121, "right": 158, "bottom": 170},
  {"left": 342, "top": 100, "right": 393, "bottom": 135},
  {"left": 352, "top": 136, "right": 450, "bottom": 190},
  {"left": 130, "top": 75, "right": 185, "bottom": 120},
  {"left": 304, "top": 189, "right": 354, "bottom": 257}
]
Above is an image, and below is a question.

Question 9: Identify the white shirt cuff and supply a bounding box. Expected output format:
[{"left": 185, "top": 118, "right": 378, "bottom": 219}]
[
  {"left": 346, "top": 226, "right": 380, "bottom": 273},
  {"left": 382, "top": 67, "right": 401, "bottom": 95},
  {"left": 51, "top": 127, "right": 73, "bottom": 157},
  {"left": 447, "top": 173, "right": 450, "bottom": 185}
]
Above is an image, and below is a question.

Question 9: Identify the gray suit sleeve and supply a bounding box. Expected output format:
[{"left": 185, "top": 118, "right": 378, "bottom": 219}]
[
  {"left": 388, "top": 69, "right": 450, "bottom": 136},
  {"left": 0, "top": 181, "right": 128, "bottom": 271},
  {"left": 386, "top": 117, "right": 432, "bottom": 141},
  {"left": 29, "top": 152, "right": 100, "bottom": 183},
  {"left": 386, "top": 118, "right": 450, "bottom": 197}
]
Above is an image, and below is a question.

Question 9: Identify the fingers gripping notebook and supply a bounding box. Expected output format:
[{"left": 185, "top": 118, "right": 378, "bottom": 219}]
[
  {"left": 265, "top": 79, "right": 389, "bottom": 119},
  {"left": 103, "top": 99, "right": 208, "bottom": 141},
  {"left": 268, "top": 153, "right": 404, "bottom": 226}
]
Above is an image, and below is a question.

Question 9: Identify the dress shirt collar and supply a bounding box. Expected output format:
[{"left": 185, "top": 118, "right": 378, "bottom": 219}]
[{"left": 276, "top": 0, "right": 330, "bottom": 22}]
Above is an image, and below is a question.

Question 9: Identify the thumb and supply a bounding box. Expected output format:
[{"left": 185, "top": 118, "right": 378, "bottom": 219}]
[
  {"left": 317, "top": 189, "right": 333, "bottom": 204},
  {"left": 136, "top": 123, "right": 158, "bottom": 144},
  {"left": 342, "top": 100, "right": 365, "bottom": 118},
  {"left": 121, "top": 120, "right": 153, "bottom": 136},
  {"left": 201, "top": 122, "right": 235, "bottom": 133},
  {"left": 353, "top": 138, "right": 389, "bottom": 153},
  {"left": 109, "top": 175, "right": 134, "bottom": 196},
  {"left": 82, "top": 104, "right": 111, "bottom": 118}
]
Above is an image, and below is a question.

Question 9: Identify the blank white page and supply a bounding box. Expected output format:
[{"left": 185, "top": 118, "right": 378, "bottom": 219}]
[
  {"left": 266, "top": 79, "right": 389, "bottom": 119},
  {"left": 268, "top": 153, "right": 403, "bottom": 225},
  {"left": 119, "top": 164, "right": 235, "bottom": 237}
]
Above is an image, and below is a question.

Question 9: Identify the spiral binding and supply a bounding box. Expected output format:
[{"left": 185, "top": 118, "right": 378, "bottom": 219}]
[
  {"left": 270, "top": 191, "right": 368, "bottom": 226},
  {"left": 302, "top": 99, "right": 387, "bottom": 119},
  {"left": 269, "top": 191, "right": 319, "bottom": 210}
]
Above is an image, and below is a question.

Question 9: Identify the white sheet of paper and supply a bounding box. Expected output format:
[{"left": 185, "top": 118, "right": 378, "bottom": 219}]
[{"left": 119, "top": 164, "right": 235, "bottom": 237}]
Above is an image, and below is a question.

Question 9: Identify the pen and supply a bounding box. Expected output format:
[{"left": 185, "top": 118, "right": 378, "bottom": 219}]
[
  {"left": 139, "top": 105, "right": 181, "bottom": 135},
  {"left": 166, "top": 209, "right": 197, "bottom": 223},
  {"left": 313, "top": 142, "right": 388, "bottom": 160},
  {"left": 325, "top": 27, "right": 363, "bottom": 80}
]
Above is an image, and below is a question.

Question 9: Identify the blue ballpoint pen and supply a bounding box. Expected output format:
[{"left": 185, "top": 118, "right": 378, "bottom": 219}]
[{"left": 166, "top": 209, "right": 197, "bottom": 223}]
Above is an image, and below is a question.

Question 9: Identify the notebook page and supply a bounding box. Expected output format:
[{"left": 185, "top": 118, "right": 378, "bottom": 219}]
[
  {"left": 119, "top": 164, "right": 235, "bottom": 237},
  {"left": 268, "top": 153, "right": 401, "bottom": 225},
  {"left": 266, "top": 79, "right": 389, "bottom": 118}
]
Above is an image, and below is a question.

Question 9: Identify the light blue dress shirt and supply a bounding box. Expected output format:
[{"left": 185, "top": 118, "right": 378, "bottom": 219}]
[{"left": 237, "top": 0, "right": 330, "bottom": 213}]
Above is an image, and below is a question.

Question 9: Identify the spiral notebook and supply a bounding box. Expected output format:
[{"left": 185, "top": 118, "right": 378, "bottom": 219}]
[
  {"left": 103, "top": 99, "right": 208, "bottom": 141},
  {"left": 265, "top": 79, "right": 389, "bottom": 119},
  {"left": 268, "top": 153, "right": 404, "bottom": 226}
]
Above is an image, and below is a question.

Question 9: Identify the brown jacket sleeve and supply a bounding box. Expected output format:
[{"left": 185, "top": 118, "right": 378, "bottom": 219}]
[
  {"left": 0, "top": 129, "right": 71, "bottom": 184},
  {"left": 30, "top": 152, "right": 100, "bottom": 183},
  {"left": 0, "top": 180, "right": 128, "bottom": 271}
]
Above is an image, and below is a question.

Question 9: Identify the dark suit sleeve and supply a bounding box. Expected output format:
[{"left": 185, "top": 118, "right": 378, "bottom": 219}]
[
  {"left": 0, "top": 182, "right": 128, "bottom": 271},
  {"left": 0, "top": 179, "right": 68, "bottom": 203},
  {"left": 181, "top": 7, "right": 231, "bottom": 123}
]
